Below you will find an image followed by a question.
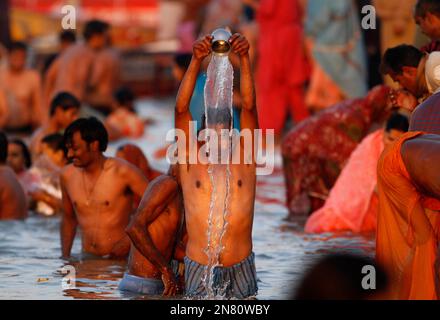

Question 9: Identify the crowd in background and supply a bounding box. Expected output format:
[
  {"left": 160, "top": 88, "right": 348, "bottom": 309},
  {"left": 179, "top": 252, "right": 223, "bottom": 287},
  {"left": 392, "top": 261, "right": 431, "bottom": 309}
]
[{"left": 1, "top": 0, "right": 440, "bottom": 300}]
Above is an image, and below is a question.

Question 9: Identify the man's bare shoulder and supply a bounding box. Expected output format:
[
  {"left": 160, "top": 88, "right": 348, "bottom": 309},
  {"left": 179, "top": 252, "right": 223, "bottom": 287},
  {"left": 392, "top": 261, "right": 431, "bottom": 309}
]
[
  {"left": 0, "top": 167, "right": 20, "bottom": 188},
  {"left": 108, "top": 157, "right": 145, "bottom": 177},
  {"left": 148, "top": 174, "right": 178, "bottom": 192},
  {"left": 25, "top": 69, "right": 40, "bottom": 81},
  {"left": 60, "top": 164, "right": 78, "bottom": 182}
]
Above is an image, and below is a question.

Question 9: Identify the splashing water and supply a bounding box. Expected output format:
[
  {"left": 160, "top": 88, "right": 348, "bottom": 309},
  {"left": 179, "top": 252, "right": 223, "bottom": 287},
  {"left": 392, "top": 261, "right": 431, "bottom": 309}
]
[{"left": 202, "top": 54, "right": 234, "bottom": 299}]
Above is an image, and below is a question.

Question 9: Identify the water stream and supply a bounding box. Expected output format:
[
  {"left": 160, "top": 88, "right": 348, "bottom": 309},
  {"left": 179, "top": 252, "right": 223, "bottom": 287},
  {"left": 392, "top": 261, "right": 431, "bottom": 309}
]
[{"left": 202, "top": 54, "right": 234, "bottom": 298}]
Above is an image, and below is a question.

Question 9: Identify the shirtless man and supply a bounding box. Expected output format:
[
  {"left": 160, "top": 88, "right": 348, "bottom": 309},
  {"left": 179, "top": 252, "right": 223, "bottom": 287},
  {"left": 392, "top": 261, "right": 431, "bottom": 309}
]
[
  {"left": 0, "top": 132, "right": 27, "bottom": 220},
  {"left": 175, "top": 34, "right": 258, "bottom": 298},
  {"left": 30, "top": 92, "right": 80, "bottom": 157},
  {"left": 44, "top": 20, "right": 109, "bottom": 105},
  {"left": 120, "top": 166, "right": 186, "bottom": 296},
  {"left": 86, "top": 44, "right": 121, "bottom": 115},
  {"left": 60, "top": 117, "right": 148, "bottom": 259},
  {"left": 0, "top": 42, "right": 42, "bottom": 133}
]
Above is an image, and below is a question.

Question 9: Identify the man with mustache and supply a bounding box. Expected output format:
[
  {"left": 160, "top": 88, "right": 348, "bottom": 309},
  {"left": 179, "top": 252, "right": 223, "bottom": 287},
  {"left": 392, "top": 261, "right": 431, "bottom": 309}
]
[{"left": 60, "top": 117, "right": 148, "bottom": 259}]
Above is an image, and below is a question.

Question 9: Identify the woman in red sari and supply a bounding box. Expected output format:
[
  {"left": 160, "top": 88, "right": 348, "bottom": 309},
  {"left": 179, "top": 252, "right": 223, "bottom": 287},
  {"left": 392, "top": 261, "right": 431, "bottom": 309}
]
[
  {"left": 255, "top": 0, "right": 310, "bottom": 135},
  {"left": 282, "top": 85, "right": 394, "bottom": 218}
]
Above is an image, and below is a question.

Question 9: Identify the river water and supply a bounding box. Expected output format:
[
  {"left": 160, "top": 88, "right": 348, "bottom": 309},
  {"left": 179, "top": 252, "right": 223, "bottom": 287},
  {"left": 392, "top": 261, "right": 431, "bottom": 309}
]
[{"left": 0, "top": 98, "right": 375, "bottom": 300}]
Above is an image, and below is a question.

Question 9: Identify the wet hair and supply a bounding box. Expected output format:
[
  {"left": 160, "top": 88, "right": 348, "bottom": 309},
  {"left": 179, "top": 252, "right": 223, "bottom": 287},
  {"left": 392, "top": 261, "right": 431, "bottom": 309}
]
[
  {"left": 64, "top": 117, "right": 108, "bottom": 152},
  {"left": 380, "top": 45, "right": 424, "bottom": 75},
  {"left": 0, "top": 131, "right": 8, "bottom": 164},
  {"left": 174, "top": 53, "right": 192, "bottom": 71},
  {"left": 385, "top": 112, "right": 409, "bottom": 133},
  {"left": 10, "top": 139, "right": 32, "bottom": 168},
  {"left": 415, "top": 0, "right": 440, "bottom": 18},
  {"left": 114, "top": 87, "right": 135, "bottom": 107},
  {"left": 83, "top": 20, "right": 109, "bottom": 41},
  {"left": 199, "top": 108, "right": 232, "bottom": 134},
  {"left": 293, "top": 254, "right": 388, "bottom": 300},
  {"left": 8, "top": 41, "right": 27, "bottom": 53},
  {"left": 59, "top": 30, "right": 76, "bottom": 43},
  {"left": 207, "top": 108, "right": 232, "bottom": 126},
  {"left": 42, "top": 133, "right": 67, "bottom": 156},
  {"left": 50, "top": 92, "right": 81, "bottom": 116}
]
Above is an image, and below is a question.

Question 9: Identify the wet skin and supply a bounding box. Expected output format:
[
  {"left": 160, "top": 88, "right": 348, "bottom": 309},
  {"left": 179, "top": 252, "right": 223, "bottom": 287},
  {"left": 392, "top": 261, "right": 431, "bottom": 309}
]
[
  {"left": 0, "top": 165, "right": 27, "bottom": 220},
  {"left": 126, "top": 173, "right": 185, "bottom": 295},
  {"left": 60, "top": 131, "right": 148, "bottom": 259},
  {"left": 175, "top": 34, "right": 258, "bottom": 267}
]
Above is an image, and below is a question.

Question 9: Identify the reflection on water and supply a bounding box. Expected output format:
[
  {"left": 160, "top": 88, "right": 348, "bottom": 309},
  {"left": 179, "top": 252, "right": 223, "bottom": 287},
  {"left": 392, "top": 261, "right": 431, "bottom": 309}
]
[{"left": 0, "top": 99, "right": 375, "bottom": 300}]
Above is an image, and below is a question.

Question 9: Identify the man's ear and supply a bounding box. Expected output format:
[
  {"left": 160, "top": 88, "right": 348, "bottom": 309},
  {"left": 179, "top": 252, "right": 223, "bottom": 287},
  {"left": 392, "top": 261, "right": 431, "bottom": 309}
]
[{"left": 91, "top": 141, "right": 100, "bottom": 152}]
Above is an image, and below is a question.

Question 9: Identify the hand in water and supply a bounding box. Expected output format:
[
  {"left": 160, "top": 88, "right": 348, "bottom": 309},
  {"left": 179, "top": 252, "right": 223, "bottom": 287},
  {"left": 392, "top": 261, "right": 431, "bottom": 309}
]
[
  {"left": 229, "top": 33, "right": 250, "bottom": 57},
  {"left": 161, "top": 268, "right": 178, "bottom": 296},
  {"left": 193, "top": 35, "right": 213, "bottom": 61}
]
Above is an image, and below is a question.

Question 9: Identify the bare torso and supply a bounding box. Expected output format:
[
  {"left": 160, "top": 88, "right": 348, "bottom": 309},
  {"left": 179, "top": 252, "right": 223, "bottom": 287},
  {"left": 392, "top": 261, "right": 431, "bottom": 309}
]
[
  {"left": 0, "top": 166, "right": 27, "bottom": 220},
  {"left": 0, "top": 69, "right": 41, "bottom": 128},
  {"left": 63, "top": 158, "right": 138, "bottom": 256},
  {"left": 401, "top": 134, "right": 440, "bottom": 199},
  {"left": 180, "top": 158, "right": 256, "bottom": 267},
  {"left": 88, "top": 48, "right": 121, "bottom": 107},
  {"left": 51, "top": 44, "right": 96, "bottom": 101},
  {"left": 128, "top": 186, "right": 183, "bottom": 279}
]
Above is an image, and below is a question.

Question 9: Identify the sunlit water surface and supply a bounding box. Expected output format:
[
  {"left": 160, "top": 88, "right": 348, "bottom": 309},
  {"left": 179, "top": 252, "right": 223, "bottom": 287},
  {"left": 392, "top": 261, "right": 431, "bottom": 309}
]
[{"left": 0, "top": 98, "right": 374, "bottom": 300}]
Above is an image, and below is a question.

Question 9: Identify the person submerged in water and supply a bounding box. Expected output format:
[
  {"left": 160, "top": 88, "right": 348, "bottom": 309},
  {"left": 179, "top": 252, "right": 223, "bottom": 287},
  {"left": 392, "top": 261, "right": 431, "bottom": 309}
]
[
  {"left": 175, "top": 33, "right": 258, "bottom": 299},
  {"left": 0, "top": 131, "right": 27, "bottom": 220},
  {"left": 120, "top": 165, "right": 186, "bottom": 296},
  {"left": 60, "top": 117, "right": 148, "bottom": 259}
]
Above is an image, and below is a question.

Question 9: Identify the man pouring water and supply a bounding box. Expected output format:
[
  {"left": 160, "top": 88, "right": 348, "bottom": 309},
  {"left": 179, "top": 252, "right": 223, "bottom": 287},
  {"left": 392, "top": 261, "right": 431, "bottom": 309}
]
[{"left": 174, "top": 31, "right": 258, "bottom": 299}]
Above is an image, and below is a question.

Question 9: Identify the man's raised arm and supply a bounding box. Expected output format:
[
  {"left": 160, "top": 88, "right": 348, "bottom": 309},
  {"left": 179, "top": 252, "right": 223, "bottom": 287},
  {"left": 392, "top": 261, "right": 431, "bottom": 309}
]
[
  {"left": 175, "top": 35, "right": 212, "bottom": 137},
  {"left": 230, "top": 34, "right": 257, "bottom": 132}
]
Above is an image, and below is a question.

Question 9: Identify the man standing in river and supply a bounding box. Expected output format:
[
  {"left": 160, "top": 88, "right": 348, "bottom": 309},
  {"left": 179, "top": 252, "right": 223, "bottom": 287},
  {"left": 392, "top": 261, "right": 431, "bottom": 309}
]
[
  {"left": 60, "top": 117, "right": 148, "bottom": 259},
  {"left": 174, "top": 33, "right": 258, "bottom": 299}
]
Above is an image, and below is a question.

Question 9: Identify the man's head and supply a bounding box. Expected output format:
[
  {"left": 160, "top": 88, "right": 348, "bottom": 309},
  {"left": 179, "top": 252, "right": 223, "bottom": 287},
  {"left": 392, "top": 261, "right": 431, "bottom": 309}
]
[
  {"left": 205, "top": 108, "right": 232, "bottom": 131},
  {"left": 64, "top": 117, "right": 108, "bottom": 167},
  {"left": 201, "top": 108, "right": 233, "bottom": 157},
  {"left": 172, "top": 53, "right": 192, "bottom": 82},
  {"left": 59, "top": 30, "right": 76, "bottom": 51},
  {"left": 8, "top": 41, "right": 27, "bottom": 72},
  {"left": 50, "top": 92, "right": 81, "bottom": 129},
  {"left": 41, "top": 134, "right": 67, "bottom": 167},
  {"left": 0, "top": 131, "right": 8, "bottom": 164},
  {"left": 114, "top": 87, "right": 135, "bottom": 112},
  {"left": 293, "top": 254, "right": 388, "bottom": 300},
  {"left": 415, "top": 0, "right": 440, "bottom": 40},
  {"left": 383, "top": 112, "right": 409, "bottom": 147},
  {"left": 83, "top": 20, "right": 110, "bottom": 50},
  {"left": 380, "top": 45, "right": 424, "bottom": 96},
  {"left": 7, "top": 139, "right": 31, "bottom": 174}
]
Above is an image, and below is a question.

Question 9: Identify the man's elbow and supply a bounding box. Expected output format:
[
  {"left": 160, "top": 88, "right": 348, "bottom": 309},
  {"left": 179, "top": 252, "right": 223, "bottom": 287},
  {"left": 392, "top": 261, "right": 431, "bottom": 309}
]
[{"left": 125, "top": 223, "right": 141, "bottom": 242}]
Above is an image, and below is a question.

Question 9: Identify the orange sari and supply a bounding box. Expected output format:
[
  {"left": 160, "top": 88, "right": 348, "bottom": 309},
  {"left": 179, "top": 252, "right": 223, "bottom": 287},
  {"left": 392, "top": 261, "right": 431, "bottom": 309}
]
[{"left": 376, "top": 131, "right": 440, "bottom": 300}]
